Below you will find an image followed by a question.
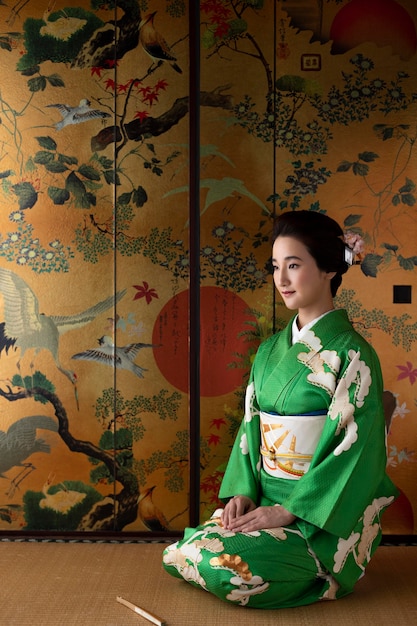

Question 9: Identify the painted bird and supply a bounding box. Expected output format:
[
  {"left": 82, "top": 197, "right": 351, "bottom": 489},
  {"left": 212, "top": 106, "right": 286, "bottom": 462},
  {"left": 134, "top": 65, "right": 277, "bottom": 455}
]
[
  {"left": 0, "top": 267, "right": 126, "bottom": 408},
  {"left": 40, "top": 1, "right": 87, "bottom": 41},
  {"left": 137, "top": 486, "right": 169, "bottom": 531},
  {"left": 46, "top": 98, "right": 111, "bottom": 130},
  {"left": 40, "top": 472, "right": 86, "bottom": 513},
  {"left": 139, "top": 11, "right": 182, "bottom": 74},
  {"left": 71, "top": 335, "right": 160, "bottom": 379},
  {"left": 0, "top": 415, "right": 58, "bottom": 497}
]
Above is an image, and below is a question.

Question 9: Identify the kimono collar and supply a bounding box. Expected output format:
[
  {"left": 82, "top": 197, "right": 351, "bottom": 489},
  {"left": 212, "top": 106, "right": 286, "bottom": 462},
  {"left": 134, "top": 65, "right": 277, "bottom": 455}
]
[{"left": 292, "top": 310, "right": 335, "bottom": 345}]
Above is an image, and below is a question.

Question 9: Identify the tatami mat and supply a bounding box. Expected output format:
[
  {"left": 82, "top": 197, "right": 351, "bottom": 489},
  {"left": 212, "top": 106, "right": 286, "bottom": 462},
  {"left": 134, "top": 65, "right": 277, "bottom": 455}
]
[{"left": 0, "top": 542, "right": 416, "bottom": 625}]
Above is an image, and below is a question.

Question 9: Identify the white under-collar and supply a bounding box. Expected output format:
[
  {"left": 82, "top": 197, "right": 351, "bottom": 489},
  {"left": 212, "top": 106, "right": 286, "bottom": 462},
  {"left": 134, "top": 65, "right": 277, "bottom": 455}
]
[{"left": 291, "top": 310, "right": 334, "bottom": 345}]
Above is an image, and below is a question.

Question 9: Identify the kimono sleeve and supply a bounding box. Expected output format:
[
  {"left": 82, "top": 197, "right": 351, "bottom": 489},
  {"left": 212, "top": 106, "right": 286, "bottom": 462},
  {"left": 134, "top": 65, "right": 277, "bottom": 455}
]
[
  {"left": 281, "top": 344, "right": 397, "bottom": 539},
  {"left": 218, "top": 380, "right": 262, "bottom": 505}
]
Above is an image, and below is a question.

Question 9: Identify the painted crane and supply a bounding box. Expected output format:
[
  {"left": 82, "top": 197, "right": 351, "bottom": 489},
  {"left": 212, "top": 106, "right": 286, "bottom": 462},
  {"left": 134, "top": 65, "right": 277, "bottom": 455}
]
[
  {"left": 0, "top": 267, "right": 126, "bottom": 408},
  {"left": 0, "top": 415, "right": 58, "bottom": 497},
  {"left": 72, "top": 335, "right": 160, "bottom": 379}
]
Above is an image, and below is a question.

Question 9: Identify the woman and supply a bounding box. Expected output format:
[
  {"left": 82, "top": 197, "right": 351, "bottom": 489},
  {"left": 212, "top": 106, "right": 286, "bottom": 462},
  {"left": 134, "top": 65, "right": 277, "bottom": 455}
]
[{"left": 163, "top": 210, "right": 398, "bottom": 609}]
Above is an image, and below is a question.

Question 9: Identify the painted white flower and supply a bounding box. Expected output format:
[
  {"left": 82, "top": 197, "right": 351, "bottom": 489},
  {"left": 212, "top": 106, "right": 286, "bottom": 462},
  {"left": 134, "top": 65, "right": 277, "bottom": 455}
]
[
  {"left": 334, "top": 418, "right": 358, "bottom": 456},
  {"left": 346, "top": 350, "right": 372, "bottom": 408},
  {"left": 240, "top": 432, "right": 249, "bottom": 455},
  {"left": 299, "top": 329, "right": 323, "bottom": 352},
  {"left": 357, "top": 496, "right": 396, "bottom": 566},
  {"left": 263, "top": 527, "right": 287, "bottom": 540},
  {"left": 363, "top": 495, "right": 395, "bottom": 528},
  {"left": 298, "top": 348, "right": 339, "bottom": 396},
  {"left": 329, "top": 378, "right": 357, "bottom": 455},
  {"left": 333, "top": 532, "right": 360, "bottom": 573},
  {"left": 226, "top": 577, "right": 270, "bottom": 606},
  {"left": 196, "top": 537, "right": 224, "bottom": 554},
  {"left": 182, "top": 565, "right": 207, "bottom": 588},
  {"left": 180, "top": 541, "right": 205, "bottom": 563},
  {"left": 244, "top": 381, "right": 259, "bottom": 422},
  {"left": 393, "top": 401, "right": 410, "bottom": 420},
  {"left": 329, "top": 350, "right": 372, "bottom": 455},
  {"left": 163, "top": 543, "right": 197, "bottom": 575}
]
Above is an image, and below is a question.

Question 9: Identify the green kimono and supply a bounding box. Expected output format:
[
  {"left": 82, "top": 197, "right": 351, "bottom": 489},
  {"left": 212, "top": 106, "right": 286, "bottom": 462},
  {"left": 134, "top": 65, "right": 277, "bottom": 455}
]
[{"left": 163, "top": 310, "right": 398, "bottom": 609}]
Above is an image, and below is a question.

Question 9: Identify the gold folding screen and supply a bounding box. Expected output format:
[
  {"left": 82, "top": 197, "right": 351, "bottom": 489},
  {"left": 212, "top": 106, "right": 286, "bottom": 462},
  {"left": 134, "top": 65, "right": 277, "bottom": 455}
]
[{"left": 0, "top": 1, "right": 416, "bottom": 537}]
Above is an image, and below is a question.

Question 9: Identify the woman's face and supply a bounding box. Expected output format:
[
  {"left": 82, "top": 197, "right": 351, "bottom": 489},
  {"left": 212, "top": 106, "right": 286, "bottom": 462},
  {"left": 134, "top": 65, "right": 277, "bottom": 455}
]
[{"left": 272, "top": 236, "right": 336, "bottom": 325}]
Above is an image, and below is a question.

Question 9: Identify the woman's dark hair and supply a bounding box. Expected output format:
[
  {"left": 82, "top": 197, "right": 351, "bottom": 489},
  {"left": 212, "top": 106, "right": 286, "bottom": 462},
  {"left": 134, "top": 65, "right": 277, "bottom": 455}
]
[{"left": 272, "top": 210, "right": 349, "bottom": 296}]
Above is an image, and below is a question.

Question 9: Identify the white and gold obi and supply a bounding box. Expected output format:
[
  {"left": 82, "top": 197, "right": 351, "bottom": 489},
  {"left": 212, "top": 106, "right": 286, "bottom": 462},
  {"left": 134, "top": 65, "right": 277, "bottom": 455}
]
[{"left": 260, "top": 411, "right": 327, "bottom": 480}]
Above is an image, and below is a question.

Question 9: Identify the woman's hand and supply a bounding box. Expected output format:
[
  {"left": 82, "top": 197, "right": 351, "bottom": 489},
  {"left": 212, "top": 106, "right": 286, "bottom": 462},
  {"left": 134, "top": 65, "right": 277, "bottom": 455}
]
[
  {"left": 221, "top": 495, "right": 256, "bottom": 530},
  {"left": 222, "top": 501, "right": 296, "bottom": 533}
]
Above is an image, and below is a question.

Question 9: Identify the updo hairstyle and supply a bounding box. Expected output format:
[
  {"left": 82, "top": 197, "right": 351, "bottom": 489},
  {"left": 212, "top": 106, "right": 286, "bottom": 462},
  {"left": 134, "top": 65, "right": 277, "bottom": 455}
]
[{"left": 272, "top": 210, "right": 349, "bottom": 296}]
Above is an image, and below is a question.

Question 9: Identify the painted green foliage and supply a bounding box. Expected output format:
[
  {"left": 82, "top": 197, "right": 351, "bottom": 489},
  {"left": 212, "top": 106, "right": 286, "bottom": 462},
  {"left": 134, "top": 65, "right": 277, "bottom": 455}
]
[
  {"left": 0, "top": 3, "right": 192, "bottom": 530},
  {"left": 0, "top": 2, "right": 415, "bottom": 283},
  {"left": 18, "top": 8, "right": 104, "bottom": 70},
  {"left": 336, "top": 289, "right": 417, "bottom": 351},
  {"left": 91, "top": 386, "right": 183, "bottom": 490},
  {"left": 0, "top": 2, "right": 186, "bottom": 273},
  {"left": 2, "top": 3, "right": 414, "bottom": 288},
  {"left": 232, "top": 58, "right": 417, "bottom": 279},
  {"left": 201, "top": 1, "right": 417, "bottom": 279}
]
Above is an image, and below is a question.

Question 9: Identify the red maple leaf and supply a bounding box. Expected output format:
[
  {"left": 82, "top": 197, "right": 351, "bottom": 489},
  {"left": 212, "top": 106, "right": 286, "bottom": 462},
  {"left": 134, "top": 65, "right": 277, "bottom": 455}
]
[
  {"left": 201, "top": 1, "right": 231, "bottom": 19},
  {"left": 216, "top": 7, "right": 232, "bottom": 20},
  {"left": 91, "top": 66, "right": 103, "bottom": 78},
  {"left": 105, "top": 78, "right": 116, "bottom": 91},
  {"left": 142, "top": 91, "right": 159, "bottom": 106},
  {"left": 133, "top": 281, "right": 159, "bottom": 304},
  {"left": 104, "top": 59, "right": 119, "bottom": 69},
  {"left": 208, "top": 433, "right": 221, "bottom": 446},
  {"left": 138, "top": 85, "right": 152, "bottom": 96},
  {"left": 117, "top": 82, "right": 130, "bottom": 93},
  {"left": 134, "top": 110, "right": 149, "bottom": 122},
  {"left": 396, "top": 361, "right": 417, "bottom": 385},
  {"left": 155, "top": 79, "right": 168, "bottom": 92},
  {"left": 200, "top": 472, "right": 223, "bottom": 493},
  {"left": 210, "top": 417, "right": 226, "bottom": 430},
  {"left": 211, "top": 13, "right": 228, "bottom": 24},
  {"left": 200, "top": 0, "right": 214, "bottom": 13},
  {"left": 214, "top": 21, "right": 231, "bottom": 38},
  {"left": 200, "top": 481, "right": 213, "bottom": 494}
]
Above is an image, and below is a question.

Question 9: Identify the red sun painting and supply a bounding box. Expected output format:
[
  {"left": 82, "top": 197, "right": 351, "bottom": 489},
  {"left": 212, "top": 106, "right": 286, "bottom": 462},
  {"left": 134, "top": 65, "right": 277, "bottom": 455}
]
[
  {"left": 152, "top": 286, "right": 256, "bottom": 397},
  {"left": 330, "top": 0, "right": 417, "bottom": 60}
]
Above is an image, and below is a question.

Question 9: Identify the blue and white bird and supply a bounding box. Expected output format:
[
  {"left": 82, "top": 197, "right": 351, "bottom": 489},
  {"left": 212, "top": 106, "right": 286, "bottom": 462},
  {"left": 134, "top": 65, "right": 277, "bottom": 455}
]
[
  {"left": 46, "top": 98, "right": 111, "bottom": 130},
  {"left": 72, "top": 335, "right": 160, "bottom": 379},
  {"left": 71, "top": 335, "right": 160, "bottom": 378}
]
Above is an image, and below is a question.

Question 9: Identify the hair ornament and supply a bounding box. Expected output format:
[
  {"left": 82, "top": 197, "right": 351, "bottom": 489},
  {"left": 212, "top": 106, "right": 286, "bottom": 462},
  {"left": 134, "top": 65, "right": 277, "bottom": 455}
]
[{"left": 343, "top": 230, "right": 365, "bottom": 265}]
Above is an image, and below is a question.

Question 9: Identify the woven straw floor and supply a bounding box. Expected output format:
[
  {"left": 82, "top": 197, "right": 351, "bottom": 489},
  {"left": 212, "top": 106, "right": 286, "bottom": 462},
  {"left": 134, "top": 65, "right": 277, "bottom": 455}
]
[{"left": 0, "top": 541, "right": 416, "bottom": 625}]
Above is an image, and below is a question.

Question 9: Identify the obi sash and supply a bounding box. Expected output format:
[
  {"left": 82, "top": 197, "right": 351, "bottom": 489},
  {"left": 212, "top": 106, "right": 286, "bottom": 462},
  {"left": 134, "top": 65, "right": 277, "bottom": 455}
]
[{"left": 260, "top": 411, "right": 327, "bottom": 480}]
